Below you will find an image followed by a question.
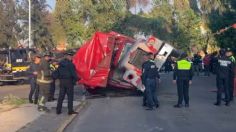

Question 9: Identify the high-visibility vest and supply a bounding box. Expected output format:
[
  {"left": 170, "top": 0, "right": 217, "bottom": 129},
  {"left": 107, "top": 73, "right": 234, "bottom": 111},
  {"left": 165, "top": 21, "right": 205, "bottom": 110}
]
[
  {"left": 50, "top": 64, "right": 57, "bottom": 71},
  {"left": 230, "top": 56, "right": 236, "bottom": 63},
  {"left": 177, "top": 60, "right": 191, "bottom": 70}
]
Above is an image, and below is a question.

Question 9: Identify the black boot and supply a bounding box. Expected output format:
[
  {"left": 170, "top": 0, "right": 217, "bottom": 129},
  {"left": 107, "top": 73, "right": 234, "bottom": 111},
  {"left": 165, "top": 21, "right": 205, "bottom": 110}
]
[
  {"left": 68, "top": 111, "right": 78, "bottom": 115},
  {"left": 225, "top": 102, "right": 230, "bottom": 106},
  {"left": 214, "top": 102, "right": 221, "bottom": 106},
  {"left": 174, "top": 104, "right": 182, "bottom": 108}
]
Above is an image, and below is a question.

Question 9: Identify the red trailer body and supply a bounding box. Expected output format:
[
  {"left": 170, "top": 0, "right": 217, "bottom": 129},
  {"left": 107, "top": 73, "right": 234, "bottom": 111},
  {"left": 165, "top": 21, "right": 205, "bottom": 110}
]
[
  {"left": 73, "top": 31, "right": 180, "bottom": 91},
  {"left": 73, "top": 32, "right": 135, "bottom": 89}
]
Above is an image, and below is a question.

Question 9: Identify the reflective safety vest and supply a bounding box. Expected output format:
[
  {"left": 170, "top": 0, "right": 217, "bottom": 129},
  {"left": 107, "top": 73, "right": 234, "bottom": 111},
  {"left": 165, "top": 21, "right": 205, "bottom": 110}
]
[
  {"left": 177, "top": 60, "right": 191, "bottom": 70},
  {"left": 230, "top": 56, "right": 236, "bottom": 63},
  {"left": 50, "top": 64, "right": 57, "bottom": 71}
]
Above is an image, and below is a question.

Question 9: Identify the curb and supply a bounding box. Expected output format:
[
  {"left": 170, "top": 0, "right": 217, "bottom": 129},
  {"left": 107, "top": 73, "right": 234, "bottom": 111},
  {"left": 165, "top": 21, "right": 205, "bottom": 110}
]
[{"left": 56, "top": 100, "right": 88, "bottom": 132}]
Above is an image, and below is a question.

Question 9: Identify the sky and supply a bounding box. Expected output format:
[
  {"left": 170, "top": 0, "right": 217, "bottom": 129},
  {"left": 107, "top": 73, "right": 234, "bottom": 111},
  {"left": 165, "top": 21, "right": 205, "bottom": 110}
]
[{"left": 46, "top": 0, "right": 56, "bottom": 11}]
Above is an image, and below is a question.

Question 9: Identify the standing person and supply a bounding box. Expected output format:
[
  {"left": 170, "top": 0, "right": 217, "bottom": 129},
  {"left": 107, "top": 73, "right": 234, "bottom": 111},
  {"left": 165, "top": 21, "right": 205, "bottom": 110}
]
[
  {"left": 203, "top": 52, "right": 211, "bottom": 76},
  {"left": 55, "top": 52, "right": 78, "bottom": 115},
  {"left": 192, "top": 53, "right": 201, "bottom": 76},
  {"left": 210, "top": 52, "right": 218, "bottom": 74},
  {"left": 214, "top": 49, "right": 234, "bottom": 106},
  {"left": 28, "top": 55, "right": 40, "bottom": 104},
  {"left": 173, "top": 52, "right": 194, "bottom": 108},
  {"left": 141, "top": 53, "right": 160, "bottom": 110},
  {"left": 37, "top": 52, "right": 53, "bottom": 112},
  {"left": 164, "top": 57, "right": 173, "bottom": 73},
  {"left": 226, "top": 49, "right": 235, "bottom": 102}
]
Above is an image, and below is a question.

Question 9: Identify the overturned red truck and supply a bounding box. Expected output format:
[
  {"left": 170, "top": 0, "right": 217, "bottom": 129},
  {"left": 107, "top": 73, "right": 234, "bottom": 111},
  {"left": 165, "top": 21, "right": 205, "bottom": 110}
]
[{"left": 73, "top": 32, "right": 182, "bottom": 91}]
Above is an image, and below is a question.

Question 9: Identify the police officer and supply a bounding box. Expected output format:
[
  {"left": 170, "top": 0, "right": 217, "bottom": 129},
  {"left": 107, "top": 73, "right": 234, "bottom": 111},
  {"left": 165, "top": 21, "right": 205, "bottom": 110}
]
[
  {"left": 215, "top": 49, "right": 234, "bottom": 106},
  {"left": 226, "top": 49, "right": 235, "bottom": 102},
  {"left": 28, "top": 54, "right": 40, "bottom": 104},
  {"left": 55, "top": 52, "right": 78, "bottom": 115},
  {"left": 141, "top": 53, "right": 160, "bottom": 110},
  {"left": 37, "top": 52, "right": 53, "bottom": 112},
  {"left": 173, "top": 52, "right": 194, "bottom": 108}
]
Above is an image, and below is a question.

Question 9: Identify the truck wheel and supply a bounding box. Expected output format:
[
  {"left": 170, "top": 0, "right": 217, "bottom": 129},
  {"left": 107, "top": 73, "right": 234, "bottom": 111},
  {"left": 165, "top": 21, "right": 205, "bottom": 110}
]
[
  {"left": 0, "top": 81, "right": 4, "bottom": 86},
  {"left": 18, "top": 79, "right": 25, "bottom": 85}
]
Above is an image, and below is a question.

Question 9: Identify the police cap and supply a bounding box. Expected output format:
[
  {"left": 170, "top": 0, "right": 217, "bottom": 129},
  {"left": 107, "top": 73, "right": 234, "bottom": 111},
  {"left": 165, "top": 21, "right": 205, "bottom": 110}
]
[
  {"left": 65, "top": 52, "right": 74, "bottom": 56},
  {"left": 180, "top": 52, "right": 188, "bottom": 59},
  {"left": 43, "top": 52, "right": 51, "bottom": 57},
  {"left": 219, "top": 49, "right": 226, "bottom": 56},
  {"left": 226, "top": 48, "right": 232, "bottom": 52},
  {"left": 34, "top": 54, "right": 42, "bottom": 58}
]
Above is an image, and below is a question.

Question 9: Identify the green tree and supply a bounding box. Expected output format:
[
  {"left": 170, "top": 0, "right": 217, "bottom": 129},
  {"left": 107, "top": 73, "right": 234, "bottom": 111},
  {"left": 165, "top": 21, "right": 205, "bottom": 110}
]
[
  {"left": 207, "top": 0, "right": 236, "bottom": 50},
  {"left": 0, "top": 0, "right": 20, "bottom": 48},
  {"left": 31, "top": 0, "right": 54, "bottom": 50}
]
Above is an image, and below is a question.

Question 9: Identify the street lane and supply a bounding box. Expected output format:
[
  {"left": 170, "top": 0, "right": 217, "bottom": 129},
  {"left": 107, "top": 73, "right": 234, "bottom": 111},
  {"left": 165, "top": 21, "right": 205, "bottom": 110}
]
[{"left": 66, "top": 73, "right": 236, "bottom": 132}]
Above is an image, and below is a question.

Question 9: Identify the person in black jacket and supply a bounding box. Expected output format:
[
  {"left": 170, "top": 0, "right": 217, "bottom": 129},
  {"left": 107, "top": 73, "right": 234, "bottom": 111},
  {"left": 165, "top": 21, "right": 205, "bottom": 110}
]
[
  {"left": 192, "top": 53, "right": 202, "bottom": 76},
  {"left": 215, "top": 49, "right": 234, "bottom": 106},
  {"left": 173, "top": 52, "right": 194, "bottom": 108},
  {"left": 55, "top": 52, "right": 78, "bottom": 115},
  {"left": 141, "top": 53, "right": 160, "bottom": 110},
  {"left": 28, "top": 54, "right": 40, "bottom": 104},
  {"left": 226, "top": 49, "right": 235, "bottom": 102}
]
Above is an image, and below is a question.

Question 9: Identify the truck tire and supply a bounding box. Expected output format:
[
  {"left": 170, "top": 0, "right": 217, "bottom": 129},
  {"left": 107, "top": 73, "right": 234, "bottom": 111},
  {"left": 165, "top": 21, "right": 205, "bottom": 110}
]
[{"left": 0, "top": 81, "right": 4, "bottom": 86}]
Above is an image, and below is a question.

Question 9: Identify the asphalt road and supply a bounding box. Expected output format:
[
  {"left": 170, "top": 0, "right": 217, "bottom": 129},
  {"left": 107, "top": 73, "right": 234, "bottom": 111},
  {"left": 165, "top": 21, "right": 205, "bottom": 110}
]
[{"left": 66, "top": 73, "right": 236, "bottom": 132}]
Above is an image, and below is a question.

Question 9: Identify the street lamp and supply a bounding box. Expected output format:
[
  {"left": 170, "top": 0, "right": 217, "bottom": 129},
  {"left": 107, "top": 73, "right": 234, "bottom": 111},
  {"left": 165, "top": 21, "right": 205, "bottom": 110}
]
[{"left": 28, "top": 0, "right": 31, "bottom": 48}]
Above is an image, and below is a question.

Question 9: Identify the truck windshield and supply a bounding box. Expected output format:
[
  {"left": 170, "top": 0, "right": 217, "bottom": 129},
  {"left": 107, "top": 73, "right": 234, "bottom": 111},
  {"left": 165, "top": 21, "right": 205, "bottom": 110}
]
[
  {"left": 10, "top": 49, "right": 28, "bottom": 63},
  {"left": 0, "top": 52, "right": 7, "bottom": 67}
]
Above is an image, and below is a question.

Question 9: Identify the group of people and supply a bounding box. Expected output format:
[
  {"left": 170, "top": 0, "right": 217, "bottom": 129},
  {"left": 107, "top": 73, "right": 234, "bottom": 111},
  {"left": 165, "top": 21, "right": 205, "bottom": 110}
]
[
  {"left": 28, "top": 51, "right": 79, "bottom": 115},
  {"left": 142, "top": 52, "right": 193, "bottom": 110},
  {"left": 141, "top": 48, "right": 235, "bottom": 110}
]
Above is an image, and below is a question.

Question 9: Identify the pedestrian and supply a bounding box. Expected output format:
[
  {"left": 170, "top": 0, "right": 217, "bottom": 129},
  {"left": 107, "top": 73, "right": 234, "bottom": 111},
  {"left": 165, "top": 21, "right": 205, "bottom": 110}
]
[
  {"left": 226, "top": 48, "right": 235, "bottom": 102},
  {"left": 214, "top": 49, "right": 234, "bottom": 106},
  {"left": 141, "top": 53, "right": 160, "bottom": 110},
  {"left": 173, "top": 52, "right": 194, "bottom": 108},
  {"left": 28, "top": 54, "right": 40, "bottom": 104},
  {"left": 210, "top": 52, "right": 218, "bottom": 74},
  {"left": 203, "top": 52, "right": 211, "bottom": 76},
  {"left": 164, "top": 57, "right": 173, "bottom": 73},
  {"left": 37, "top": 52, "right": 53, "bottom": 112},
  {"left": 54, "top": 52, "right": 78, "bottom": 115},
  {"left": 192, "top": 52, "right": 202, "bottom": 76}
]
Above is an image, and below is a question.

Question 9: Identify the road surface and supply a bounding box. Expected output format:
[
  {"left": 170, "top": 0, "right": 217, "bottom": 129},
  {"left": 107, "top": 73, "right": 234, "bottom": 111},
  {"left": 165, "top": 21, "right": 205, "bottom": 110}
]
[{"left": 66, "top": 73, "right": 236, "bottom": 132}]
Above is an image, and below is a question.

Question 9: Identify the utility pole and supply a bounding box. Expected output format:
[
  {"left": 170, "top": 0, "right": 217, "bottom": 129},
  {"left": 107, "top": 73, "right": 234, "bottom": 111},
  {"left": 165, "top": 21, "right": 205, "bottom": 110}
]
[{"left": 28, "top": 0, "right": 31, "bottom": 48}]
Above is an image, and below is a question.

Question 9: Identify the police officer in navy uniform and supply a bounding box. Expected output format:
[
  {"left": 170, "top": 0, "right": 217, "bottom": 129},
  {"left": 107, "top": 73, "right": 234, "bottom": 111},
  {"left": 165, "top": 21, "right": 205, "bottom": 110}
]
[
  {"left": 142, "top": 53, "right": 160, "bottom": 110},
  {"left": 173, "top": 52, "right": 194, "bottom": 108},
  {"left": 226, "top": 48, "right": 235, "bottom": 102},
  {"left": 215, "top": 49, "right": 234, "bottom": 106},
  {"left": 55, "top": 52, "right": 78, "bottom": 115}
]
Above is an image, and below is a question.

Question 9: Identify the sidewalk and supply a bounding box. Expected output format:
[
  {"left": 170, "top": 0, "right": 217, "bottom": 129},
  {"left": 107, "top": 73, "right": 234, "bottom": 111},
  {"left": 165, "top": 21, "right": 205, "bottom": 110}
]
[
  {"left": 0, "top": 104, "right": 43, "bottom": 132},
  {"left": 0, "top": 100, "right": 82, "bottom": 132},
  {"left": 0, "top": 85, "right": 86, "bottom": 132}
]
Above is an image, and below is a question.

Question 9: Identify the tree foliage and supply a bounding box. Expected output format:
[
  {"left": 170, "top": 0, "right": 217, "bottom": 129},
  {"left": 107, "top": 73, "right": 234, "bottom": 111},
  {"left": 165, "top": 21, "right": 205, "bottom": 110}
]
[
  {"left": 0, "top": 0, "right": 235, "bottom": 51},
  {"left": 0, "top": 0, "right": 19, "bottom": 48},
  {"left": 31, "top": 0, "right": 54, "bottom": 50}
]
